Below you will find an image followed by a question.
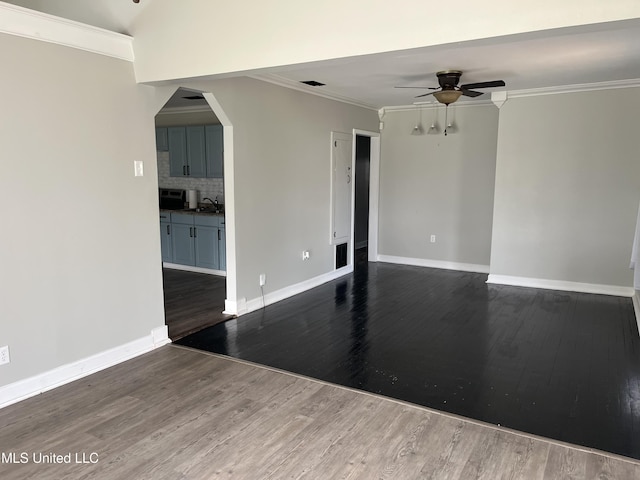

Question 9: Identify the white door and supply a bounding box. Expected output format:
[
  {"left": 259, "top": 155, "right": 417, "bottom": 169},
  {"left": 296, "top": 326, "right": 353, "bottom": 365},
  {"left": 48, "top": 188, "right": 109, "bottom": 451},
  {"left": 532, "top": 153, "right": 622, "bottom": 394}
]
[{"left": 330, "top": 132, "right": 353, "bottom": 246}]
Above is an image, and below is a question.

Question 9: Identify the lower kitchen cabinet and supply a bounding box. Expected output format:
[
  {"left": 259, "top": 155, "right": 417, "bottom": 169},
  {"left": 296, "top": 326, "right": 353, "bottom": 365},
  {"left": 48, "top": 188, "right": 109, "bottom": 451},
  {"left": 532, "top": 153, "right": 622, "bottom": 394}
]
[
  {"left": 172, "top": 223, "right": 196, "bottom": 265},
  {"left": 194, "top": 225, "right": 218, "bottom": 269},
  {"left": 160, "top": 212, "right": 226, "bottom": 271},
  {"left": 218, "top": 226, "right": 226, "bottom": 271},
  {"left": 159, "top": 213, "right": 172, "bottom": 262}
]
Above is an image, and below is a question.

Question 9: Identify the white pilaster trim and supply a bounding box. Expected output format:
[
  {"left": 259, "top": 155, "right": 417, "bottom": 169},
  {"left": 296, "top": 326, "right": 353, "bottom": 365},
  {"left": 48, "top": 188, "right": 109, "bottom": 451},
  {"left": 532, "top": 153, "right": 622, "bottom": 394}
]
[
  {"left": 0, "top": 326, "right": 170, "bottom": 410},
  {"left": 491, "top": 91, "right": 508, "bottom": 108},
  {"left": 377, "top": 254, "right": 490, "bottom": 274},
  {"left": 487, "top": 274, "right": 635, "bottom": 297},
  {"left": 0, "top": 1, "right": 134, "bottom": 62}
]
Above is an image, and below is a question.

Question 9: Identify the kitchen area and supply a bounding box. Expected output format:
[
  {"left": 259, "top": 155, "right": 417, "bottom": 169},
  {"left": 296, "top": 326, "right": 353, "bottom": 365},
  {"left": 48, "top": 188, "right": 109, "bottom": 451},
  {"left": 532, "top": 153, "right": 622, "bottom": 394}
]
[{"left": 156, "top": 89, "right": 230, "bottom": 339}]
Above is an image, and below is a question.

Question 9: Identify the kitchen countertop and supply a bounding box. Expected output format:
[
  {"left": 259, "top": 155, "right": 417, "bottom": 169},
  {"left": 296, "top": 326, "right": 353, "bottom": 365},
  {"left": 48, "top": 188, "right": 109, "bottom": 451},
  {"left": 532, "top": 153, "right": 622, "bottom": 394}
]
[{"left": 160, "top": 208, "right": 225, "bottom": 217}]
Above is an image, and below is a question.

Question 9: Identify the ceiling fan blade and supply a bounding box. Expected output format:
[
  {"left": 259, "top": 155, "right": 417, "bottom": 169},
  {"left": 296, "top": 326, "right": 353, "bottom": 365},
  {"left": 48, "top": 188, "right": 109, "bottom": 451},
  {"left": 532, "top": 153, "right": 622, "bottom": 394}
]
[
  {"left": 461, "top": 89, "right": 484, "bottom": 98},
  {"left": 414, "top": 91, "right": 436, "bottom": 98},
  {"left": 394, "top": 86, "right": 438, "bottom": 89},
  {"left": 460, "top": 80, "right": 505, "bottom": 90}
]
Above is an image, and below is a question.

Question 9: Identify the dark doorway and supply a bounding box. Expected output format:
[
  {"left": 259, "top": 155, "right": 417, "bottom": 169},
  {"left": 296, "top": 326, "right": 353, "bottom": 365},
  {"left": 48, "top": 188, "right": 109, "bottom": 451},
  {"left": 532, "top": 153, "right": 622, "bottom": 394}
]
[{"left": 354, "top": 135, "right": 371, "bottom": 268}]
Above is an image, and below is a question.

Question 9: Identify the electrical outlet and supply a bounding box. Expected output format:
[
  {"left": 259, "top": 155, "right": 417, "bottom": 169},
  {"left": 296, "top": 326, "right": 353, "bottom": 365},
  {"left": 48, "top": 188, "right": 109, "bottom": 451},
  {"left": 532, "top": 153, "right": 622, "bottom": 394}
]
[
  {"left": 0, "top": 346, "right": 10, "bottom": 365},
  {"left": 302, "top": 251, "right": 310, "bottom": 260},
  {"left": 430, "top": 235, "right": 436, "bottom": 243},
  {"left": 259, "top": 273, "right": 266, "bottom": 286}
]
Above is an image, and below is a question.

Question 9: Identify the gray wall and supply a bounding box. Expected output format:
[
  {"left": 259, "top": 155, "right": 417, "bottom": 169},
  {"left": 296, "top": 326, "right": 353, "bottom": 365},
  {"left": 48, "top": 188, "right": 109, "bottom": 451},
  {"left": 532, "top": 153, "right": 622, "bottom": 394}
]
[
  {"left": 378, "top": 105, "right": 499, "bottom": 267},
  {"left": 490, "top": 88, "right": 640, "bottom": 286},
  {"left": 0, "top": 33, "right": 165, "bottom": 386},
  {"left": 184, "top": 77, "right": 380, "bottom": 304}
]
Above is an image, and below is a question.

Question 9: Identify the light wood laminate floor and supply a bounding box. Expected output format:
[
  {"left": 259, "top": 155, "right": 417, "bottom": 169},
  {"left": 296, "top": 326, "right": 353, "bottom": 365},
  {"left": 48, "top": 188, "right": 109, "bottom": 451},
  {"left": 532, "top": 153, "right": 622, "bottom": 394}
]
[{"left": 1, "top": 346, "right": 639, "bottom": 479}]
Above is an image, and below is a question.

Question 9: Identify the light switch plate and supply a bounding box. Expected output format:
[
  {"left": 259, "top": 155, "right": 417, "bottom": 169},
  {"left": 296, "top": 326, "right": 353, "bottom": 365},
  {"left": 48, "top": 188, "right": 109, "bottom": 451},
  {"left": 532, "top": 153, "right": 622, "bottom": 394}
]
[{"left": 134, "top": 160, "right": 144, "bottom": 177}]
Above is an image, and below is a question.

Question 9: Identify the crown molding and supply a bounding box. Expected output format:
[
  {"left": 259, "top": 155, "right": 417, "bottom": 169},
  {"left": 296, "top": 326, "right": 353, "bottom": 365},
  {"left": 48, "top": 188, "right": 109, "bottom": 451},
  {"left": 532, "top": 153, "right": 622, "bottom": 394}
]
[
  {"left": 383, "top": 78, "right": 640, "bottom": 111},
  {"left": 507, "top": 78, "right": 640, "bottom": 99},
  {"left": 383, "top": 100, "right": 495, "bottom": 112},
  {"left": 250, "top": 73, "right": 379, "bottom": 111},
  {"left": 0, "top": 1, "right": 134, "bottom": 62}
]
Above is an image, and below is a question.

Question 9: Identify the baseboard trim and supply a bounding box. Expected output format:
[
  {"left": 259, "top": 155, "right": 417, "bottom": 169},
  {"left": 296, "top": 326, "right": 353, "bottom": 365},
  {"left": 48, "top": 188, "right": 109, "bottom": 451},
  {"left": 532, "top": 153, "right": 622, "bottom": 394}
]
[
  {"left": 487, "top": 274, "right": 635, "bottom": 297},
  {"left": 377, "top": 255, "right": 490, "bottom": 274},
  {"left": 240, "top": 266, "right": 353, "bottom": 315},
  {"left": 223, "top": 297, "right": 245, "bottom": 316},
  {"left": 633, "top": 291, "right": 640, "bottom": 335},
  {"left": 163, "top": 262, "right": 226, "bottom": 277},
  {"left": 0, "top": 326, "right": 170, "bottom": 410}
]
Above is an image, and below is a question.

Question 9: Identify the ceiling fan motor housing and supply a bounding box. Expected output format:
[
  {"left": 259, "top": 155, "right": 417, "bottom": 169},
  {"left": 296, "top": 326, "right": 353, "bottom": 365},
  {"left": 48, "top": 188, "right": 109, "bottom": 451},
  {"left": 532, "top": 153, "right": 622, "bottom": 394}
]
[{"left": 437, "top": 70, "right": 463, "bottom": 90}]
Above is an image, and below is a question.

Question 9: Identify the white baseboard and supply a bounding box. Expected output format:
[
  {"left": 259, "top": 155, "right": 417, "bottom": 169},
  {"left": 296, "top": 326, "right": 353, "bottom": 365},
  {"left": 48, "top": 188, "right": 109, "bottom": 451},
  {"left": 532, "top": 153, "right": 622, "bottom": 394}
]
[
  {"left": 377, "top": 254, "right": 490, "bottom": 274},
  {"left": 633, "top": 291, "right": 640, "bottom": 335},
  {"left": 0, "top": 326, "right": 170, "bottom": 410},
  {"left": 163, "top": 262, "right": 226, "bottom": 277},
  {"left": 239, "top": 266, "right": 353, "bottom": 316},
  {"left": 487, "top": 274, "right": 635, "bottom": 297},
  {"left": 223, "top": 297, "right": 245, "bottom": 316}
]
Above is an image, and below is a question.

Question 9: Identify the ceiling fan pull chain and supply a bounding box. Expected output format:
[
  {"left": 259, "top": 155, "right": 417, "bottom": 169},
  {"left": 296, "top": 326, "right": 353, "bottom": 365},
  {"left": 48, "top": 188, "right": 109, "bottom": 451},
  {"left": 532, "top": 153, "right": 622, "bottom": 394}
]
[{"left": 444, "top": 106, "right": 449, "bottom": 136}]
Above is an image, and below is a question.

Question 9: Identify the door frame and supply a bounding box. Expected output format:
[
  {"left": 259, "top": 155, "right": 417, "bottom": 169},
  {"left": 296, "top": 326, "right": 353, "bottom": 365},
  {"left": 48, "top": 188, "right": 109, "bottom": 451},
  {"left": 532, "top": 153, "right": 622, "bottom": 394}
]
[{"left": 351, "top": 129, "right": 380, "bottom": 264}]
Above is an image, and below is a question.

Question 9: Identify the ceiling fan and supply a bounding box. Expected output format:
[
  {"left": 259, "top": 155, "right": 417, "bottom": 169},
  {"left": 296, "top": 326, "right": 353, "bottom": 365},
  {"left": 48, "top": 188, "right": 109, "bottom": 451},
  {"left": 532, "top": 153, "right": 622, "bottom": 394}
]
[{"left": 396, "top": 70, "right": 505, "bottom": 105}]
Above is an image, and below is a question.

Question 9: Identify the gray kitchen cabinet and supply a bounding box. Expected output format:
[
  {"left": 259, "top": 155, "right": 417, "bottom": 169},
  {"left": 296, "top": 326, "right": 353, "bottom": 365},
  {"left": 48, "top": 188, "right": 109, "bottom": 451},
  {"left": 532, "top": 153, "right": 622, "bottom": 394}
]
[
  {"left": 195, "top": 224, "right": 218, "bottom": 269},
  {"left": 194, "top": 215, "right": 222, "bottom": 270},
  {"left": 159, "top": 212, "right": 173, "bottom": 262},
  {"left": 162, "top": 212, "right": 226, "bottom": 271},
  {"left": 167, "top": 126, "right": 206, "bottom": 178},
  {"left": 171, "top": 213, "right": 196, "bottom": 266},
  {"left": 166, "top": 124, "right": 222, "bottom": 178},
  {"left": 168, "top": 127, "right": 188, "bottom": 177},
  {"left": 186, "top": 126, "right": 206, "bottom": 178},
  {"left": 205, "top": 124, "right": 223, "bottom": 178},
  {"left": 155, "top": 127, "right": 169, "bottom": 151},
  {"left": 218, "top": 225, "right": 226, "bottom": 271}
]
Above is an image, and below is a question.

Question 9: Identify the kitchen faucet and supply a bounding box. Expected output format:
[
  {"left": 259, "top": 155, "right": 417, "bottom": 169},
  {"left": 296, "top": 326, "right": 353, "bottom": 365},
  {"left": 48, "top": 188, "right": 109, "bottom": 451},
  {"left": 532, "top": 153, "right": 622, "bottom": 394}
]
[{"left": 202, "top": 197, "right": 216, "bottom": 205}]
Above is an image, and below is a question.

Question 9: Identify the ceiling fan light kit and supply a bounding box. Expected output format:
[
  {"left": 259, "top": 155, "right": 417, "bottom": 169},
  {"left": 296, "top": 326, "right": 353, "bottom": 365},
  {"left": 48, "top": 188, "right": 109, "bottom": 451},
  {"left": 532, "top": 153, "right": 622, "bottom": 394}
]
[{"left": 433, "top": 90, "right": 462, "bottom": 105}]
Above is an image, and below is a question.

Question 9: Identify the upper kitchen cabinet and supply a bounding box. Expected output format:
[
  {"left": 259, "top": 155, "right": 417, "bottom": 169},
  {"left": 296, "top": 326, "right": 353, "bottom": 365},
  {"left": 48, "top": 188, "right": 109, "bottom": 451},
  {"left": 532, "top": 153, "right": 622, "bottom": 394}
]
[
  {"left": 185, "top": 126, "right": 206, "bottom": 178},
  {"left": 205, "top": 125, "right": 223, "bottom": 178},
  {"left": 166, "top": 124, "right": 222, "bottom": 178},
  {"left": 155, "top": 127, "right": 169, "bottom": 151},
  {"left": 168, "top": 127, "right": 188, "bottom": 177}
]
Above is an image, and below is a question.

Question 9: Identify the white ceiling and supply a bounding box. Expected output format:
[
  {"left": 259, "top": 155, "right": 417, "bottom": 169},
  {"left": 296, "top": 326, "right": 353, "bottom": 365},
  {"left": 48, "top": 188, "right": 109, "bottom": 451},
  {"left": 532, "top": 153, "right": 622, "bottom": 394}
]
[
  {"left": 5, "top": 1, "right": 640, "bottom": 109},
  {"left": 255, "top": 19, "right": 640, "bottom": 109}
]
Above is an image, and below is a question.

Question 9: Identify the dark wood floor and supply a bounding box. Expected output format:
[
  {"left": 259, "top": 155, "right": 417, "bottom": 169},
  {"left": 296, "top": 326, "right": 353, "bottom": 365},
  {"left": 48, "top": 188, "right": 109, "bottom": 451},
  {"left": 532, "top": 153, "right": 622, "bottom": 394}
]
[
  {"left": 162, "top": 268, "right": 231, "bottom": 340},
  {"left": 177, "top": 260, "right": 640, "bottom": 460}
]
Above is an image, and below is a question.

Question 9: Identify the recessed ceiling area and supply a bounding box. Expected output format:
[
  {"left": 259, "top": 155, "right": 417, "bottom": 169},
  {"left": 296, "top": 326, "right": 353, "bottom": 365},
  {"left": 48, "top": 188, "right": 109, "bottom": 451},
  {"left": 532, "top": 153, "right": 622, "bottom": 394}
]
[{"left": 253, "top": 19, "right": 640, "bottom": 108}]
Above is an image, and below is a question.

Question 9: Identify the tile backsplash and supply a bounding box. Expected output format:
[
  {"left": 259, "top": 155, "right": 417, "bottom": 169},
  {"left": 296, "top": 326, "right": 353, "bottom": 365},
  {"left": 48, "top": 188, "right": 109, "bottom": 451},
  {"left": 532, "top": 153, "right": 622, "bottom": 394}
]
[{"left": 157, "top": 151, "right": 224, "bottom": 204}]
